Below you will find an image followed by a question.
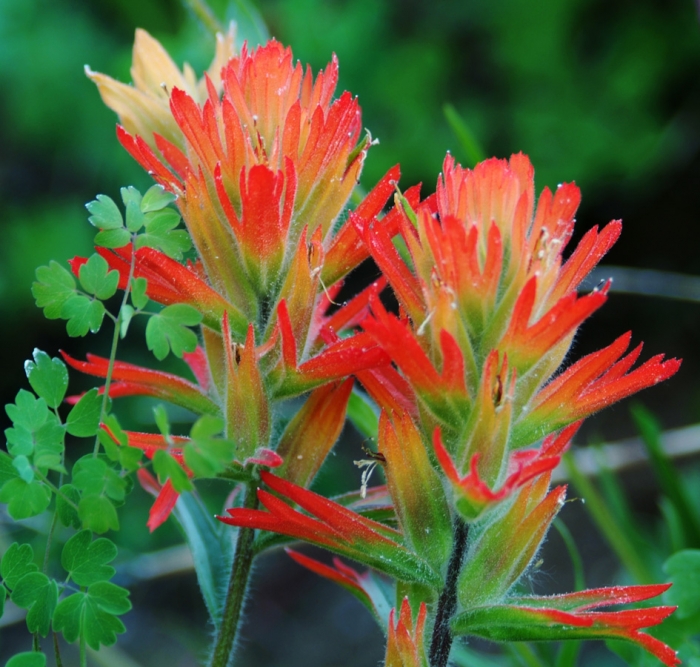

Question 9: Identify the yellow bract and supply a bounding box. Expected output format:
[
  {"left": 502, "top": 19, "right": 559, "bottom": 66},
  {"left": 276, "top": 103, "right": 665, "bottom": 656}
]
[{"left": 85, "top": 25, "right": 236, "bottom": 149}]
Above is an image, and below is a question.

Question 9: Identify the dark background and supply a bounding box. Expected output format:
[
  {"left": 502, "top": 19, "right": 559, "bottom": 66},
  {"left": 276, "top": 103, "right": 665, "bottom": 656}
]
[{"left": 1, "top": 0, "right": 699, "bottom": 664}]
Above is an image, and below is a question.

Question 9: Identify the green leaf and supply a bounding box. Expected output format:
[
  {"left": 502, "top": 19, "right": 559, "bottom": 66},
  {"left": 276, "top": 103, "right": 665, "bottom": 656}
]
[
  {"left": 153, "top": 450, "right": 192, "bottom": 493},
  {"left": 146, "top": 304, "right": 202, "bottom": 360},
  {"left": 53, "top": 582, "right": 129, "bottom": 649},
  {"left": 24, "top": 350, "right": 69, "bottom": 408},
  {"left": 61, "top": 295, "right": 105, "bottom": 337},
  {"left": 131, "top": 277, "right": 149, "bottom": 309},
  {"left": 32, "top": 261, "right": 77, "bottom": 319},
  {"left": 56, "top": 484, "right": 81, "bottom": 529},
  {"left": 664, "top": 550, "right": 700, "bottom": 619},
  {"left": 6, "top": 390, "right": 48, "bottom": 432},
  {"left": 62, "top": 531, "right": 117, "bottom": 586},
  {"left": 120, "top": 304, "right": 134, "bottom": 338},
  {"left": 172, "top": 492, "right": 232, "bottom": 626},
  {"left": 78, "top": 254, "right": 119, "bottom": 300},
  {"left": 119, "top": 447, "right": 142, "bottom": 472},
  {"left": 66, "top": 388, "right": 103, "bottom": 437},
  {"left": 78, "top": 495, "right": 119, "bottom": 534},
  {"left": 32, "top": 416, "right": 66, "bottom": 473},
  {"left": 0, "top": 479, "right": 51, "bottom": 520},
  {"left": 11, "top": 571, "right": 57, "bottom": 636},
  {"left": 135, "top": 208, "right": 191, "bottom": 259},
  {"left": 125, "top": 199, "right": 145, "bottom": 233},
  {"left": 12, "top": 456, "right": 33, "bottom": 484},
  {"left": 86, "top": 194, "right": 124, "bottom": 230},
  {"left": 88, "top": 581, "right": 131, "bottom": 614},
  {"left": 95, "top": 227, "right": 131, "bottom": 249},
  {"left": 6, "top": 652, "right": 47, "bottom": 667},
  {"left": 153, "top": 404, "right": 171, "bottom": 439},
  {"left": 72, "top": 456, "right": 125, "bottom": 502},
  {"left": 0, "top": 452, "right": 19, "bottom": 488},
  {"left": 184, "top": 416, "right": 235, "bottom": 478},
  {"left": 140, "top": 184, "right": 176, "bottom": 212},
  {"left": 1, "top": 543, "right": 38, "bottom": 589},
  {"left": 121, "top": 185, "right": 142, "bottom": 208}
]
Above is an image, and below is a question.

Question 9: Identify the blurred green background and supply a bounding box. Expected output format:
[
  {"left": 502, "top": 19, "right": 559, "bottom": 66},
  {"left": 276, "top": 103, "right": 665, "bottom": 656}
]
[{"left": 1, "top": 0, "right": 700, "bottom": 664}]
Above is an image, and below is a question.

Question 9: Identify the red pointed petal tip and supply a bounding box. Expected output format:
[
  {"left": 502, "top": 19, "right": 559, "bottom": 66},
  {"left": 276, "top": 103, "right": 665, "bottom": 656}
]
[
  {"left": 136, "top": 469, "right": 179, "bottom": 532},
  {"left": 285, "top": 549, "right": 367, "bottom": 599},
  {"left": 244, "top": 448, "right": 284, "bottom": 468}
]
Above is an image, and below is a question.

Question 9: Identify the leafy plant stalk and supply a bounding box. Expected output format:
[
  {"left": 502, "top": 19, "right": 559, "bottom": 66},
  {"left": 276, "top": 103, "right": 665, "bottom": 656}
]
[
  {"left": 429, "top": 515, "right": 469, "bottom": 667},
  {"left": 208, "top": 482, "right": 259, "bottom": 667}
]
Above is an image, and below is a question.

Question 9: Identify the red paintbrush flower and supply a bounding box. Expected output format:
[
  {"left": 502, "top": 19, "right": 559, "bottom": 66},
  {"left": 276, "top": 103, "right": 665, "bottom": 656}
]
[
  {"left": 452, "top": 584, "right": 679, "bottom": 666},
  {"left": 360, "top": 152, "right": 680, "bottom": 452},
  {"left": 385, "top": 598, "right": 429, "bottom": 667},
  {"left": 219, "top": 471, "right": 441, "bottom": 587}
]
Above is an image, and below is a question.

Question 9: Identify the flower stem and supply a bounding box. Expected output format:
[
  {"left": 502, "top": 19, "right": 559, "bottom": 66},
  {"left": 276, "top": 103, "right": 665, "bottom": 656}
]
[
  {"left": 208, "top": 482, "right": 259, "bottom": 667},
  {"left": 94, "top": 245, "right": 137, "bottom": 455},
  {"left": 429, "top": 515, "right": 469, "bottom": 667}
]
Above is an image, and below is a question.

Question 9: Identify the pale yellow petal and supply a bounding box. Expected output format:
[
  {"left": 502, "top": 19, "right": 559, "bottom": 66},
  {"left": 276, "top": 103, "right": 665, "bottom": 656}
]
[
  {"left": 85, "top": 66, "right": 183, "bottom": 149},
  {"left": 130, "top": 28, "right": 190, "bottom": 100}
]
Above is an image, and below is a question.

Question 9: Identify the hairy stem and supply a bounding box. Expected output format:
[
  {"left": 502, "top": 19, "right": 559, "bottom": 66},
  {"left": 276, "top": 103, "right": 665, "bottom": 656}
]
[
  {"left": 429, "top": 516, "right": 469, "bottom": 667},
  {"left": 208, "top": 482, "right": 259, "bottom": 667}
]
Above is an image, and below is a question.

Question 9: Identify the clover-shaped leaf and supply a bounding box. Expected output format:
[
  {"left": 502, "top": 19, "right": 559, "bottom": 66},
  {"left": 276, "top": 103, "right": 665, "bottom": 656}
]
[
  {"left": 1, "top": 543, "right": 38, "bottom": 589},
  {"left": 78, "top": 254, "right": 119, "bottom": 300},
  {"left": 53, "top": 581, "right": 130, "bottom": 650},
  {"left": 25, "top": 349, "right": 69, "bottom": 409},
  {"left": 61, "top": 295, "right": 106, "bottom": 337},
  {"left": 146, "top": 304, "right": 202, "bottom": 360},
  {"left": 62, "top": 530, "right": 117, "bottom": 586},
  {"left": 86, "top": 194, "right": 123, "bottom": 230},
  {"left": 11, "top": 571, "right": 58, "bottom": 636},
  {"left": 140, "top": 184, "right": 176, "bottom": 212},
  {"left": 32, "top": 261, "right": 77, "bottom": 319},
  {"left": 66, "top": 388, "right": 103, "bottom": 437},
  {"left": 0, "top": 479, "right": 51, "bottom": 520}
]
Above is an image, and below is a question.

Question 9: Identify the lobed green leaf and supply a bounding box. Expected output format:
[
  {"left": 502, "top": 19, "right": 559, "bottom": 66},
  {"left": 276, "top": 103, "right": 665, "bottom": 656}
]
[
  {"left": 61, "top": 531, "right": 117, "bottom": 586},
  {"left": 11, "top": 571, "right": 57, "bottom": 636},
  {"left": 0, "top": 479, "right": 51, "bottom": 519},
  {"left": 32, "top": 261, "right": 77, "bottom": 319},
  {"left": 24, "top": 349, "right": 68, "bottom": 408},
  {"left": 78, "top": 495, "right": 119, "bottom": 534},
  {"left": 56, "top": 484, "right": 81, "bottom": 529},
  {"left": 86, "top": 194, "right": 123, "bottom": 230},
  {"left": 1, "top": 543, "right": 38, "bottom": 589},
  {"left": 61, "top": 295, "right": 105, "bottom": 337},
  {"left": 66, "top": 388, "right": 103, "bottom": 437},
  {"left": 140, "top": 184, "right": 176, "bottom": 212},
  {"left": 53, "top": 581, "right": 130, "bottom": 649},
  {"left": 78, "top": 254, "right": 119, "bottom": 300},
  {"left": 146, "top": 304, "right": 202, "bottom": 360},
  {"left": 95, "top": 227, "right": 131, "bottom": 249},
  {"left": 130, "top": 277, "right": 149, "bottom": 309}
]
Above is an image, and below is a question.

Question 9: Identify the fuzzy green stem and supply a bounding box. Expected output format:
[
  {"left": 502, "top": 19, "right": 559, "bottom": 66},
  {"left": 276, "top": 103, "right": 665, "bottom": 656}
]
[
  {"left": 208, "top": 483, "right": 259, "bottom": 667},
  {"left": 80, "top": 632, "right": 87, "bottom": 667},
  {"left": 429, "top": 515, "right": 469, "bottom": 667}
]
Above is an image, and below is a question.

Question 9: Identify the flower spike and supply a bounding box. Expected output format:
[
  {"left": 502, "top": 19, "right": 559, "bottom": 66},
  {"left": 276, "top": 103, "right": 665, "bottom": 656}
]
[{"left": 219, "top": 472, "right": 441, "bottom": 587}]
